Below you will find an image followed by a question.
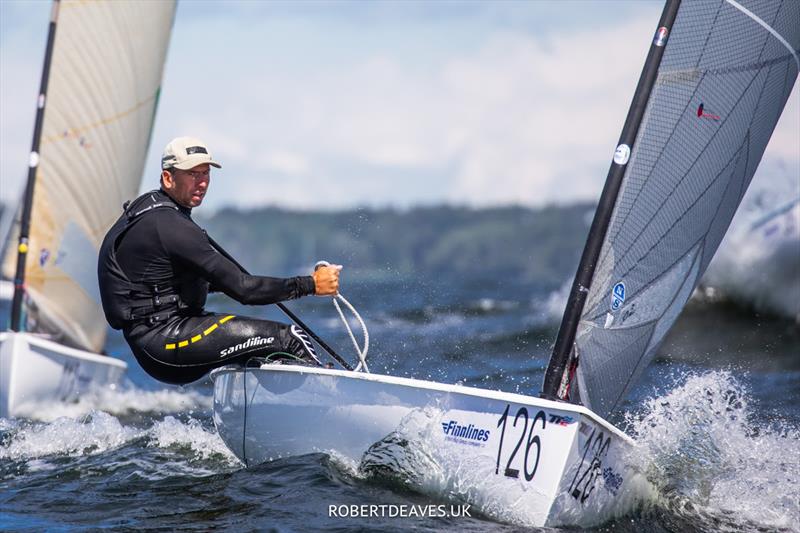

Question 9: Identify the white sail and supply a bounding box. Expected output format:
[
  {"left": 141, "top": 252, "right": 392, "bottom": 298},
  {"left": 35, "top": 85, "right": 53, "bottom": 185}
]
[
  {"left": 2, "top": 0, "right": 176, "bottom": 352},
  {"left": 573, "top": 0, "right": 799, "bottom": 418}
]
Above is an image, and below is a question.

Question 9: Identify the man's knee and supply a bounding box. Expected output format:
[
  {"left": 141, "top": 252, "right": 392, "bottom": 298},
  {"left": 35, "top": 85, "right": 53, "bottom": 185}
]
[{"left": 287, "top": 325, "right": 321, "bottom": 365}]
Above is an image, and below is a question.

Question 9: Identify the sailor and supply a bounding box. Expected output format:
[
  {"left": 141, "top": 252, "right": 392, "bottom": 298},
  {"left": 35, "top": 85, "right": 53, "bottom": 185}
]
[{"left": 97, "top": 136, "right": 341, "bottom": 384}]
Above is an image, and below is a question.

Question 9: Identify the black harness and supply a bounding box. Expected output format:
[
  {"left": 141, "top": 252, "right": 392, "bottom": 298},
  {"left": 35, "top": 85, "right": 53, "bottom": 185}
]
[{"left": 98, "top": 191, "right": 191, "bottom": 329}]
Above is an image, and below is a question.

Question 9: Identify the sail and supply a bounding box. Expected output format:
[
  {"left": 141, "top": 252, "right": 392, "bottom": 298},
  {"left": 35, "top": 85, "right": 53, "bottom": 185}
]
[
  {"left": 1, "top": 0, "right": 176, "bottom": 352},
  {"left": 572, "top": 0, "right": 799, "bottom": 419}
]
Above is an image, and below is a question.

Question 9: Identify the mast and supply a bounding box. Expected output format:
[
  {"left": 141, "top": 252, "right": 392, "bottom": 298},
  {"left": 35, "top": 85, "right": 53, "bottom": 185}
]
[
  {"left": 541, "top": 0, "right": 682, "bottom": 400},
  {"left": 10, "top": 0, "right": 61, "bottom": 332}
]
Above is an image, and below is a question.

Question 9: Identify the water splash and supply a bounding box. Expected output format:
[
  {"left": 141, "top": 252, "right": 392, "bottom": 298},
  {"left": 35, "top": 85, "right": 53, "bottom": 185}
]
[
  {"left": 0, "top": 411, "right": 138, "bottom": 461},
  {"left": 701, "top": 171, "right": 800, "bottom": 321},
  {"left": 624, "top": 370, "right": 800, "bottom": 531},
  {"left": 149, "top": 415, "right": 238, "bottom": 464},
  {"left": 11, "top": 382, "right": 211, "bottom": 421},
  {"left": 1, "top": 401, "right": 238, "bottom": 473},
  {"left": 358, "top": 407, "right": 444, "bottom": 488},
  {"left": 542, "top": 279, "right": 570, "bottom": 323}
]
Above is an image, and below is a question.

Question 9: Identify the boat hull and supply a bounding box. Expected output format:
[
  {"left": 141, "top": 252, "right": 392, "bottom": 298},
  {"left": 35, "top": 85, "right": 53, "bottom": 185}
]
[
  {"left": 212, "top": 365, "right": 639, "bottom": 527},
  {"left": 0, "top": 331, "right": 127, "bottom": 419}
]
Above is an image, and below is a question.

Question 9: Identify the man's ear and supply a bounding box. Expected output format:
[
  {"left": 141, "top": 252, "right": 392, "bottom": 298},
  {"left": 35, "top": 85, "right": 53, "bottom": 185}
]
[{"left": 161, "top": 169, "right": 174, "bottom": 190}]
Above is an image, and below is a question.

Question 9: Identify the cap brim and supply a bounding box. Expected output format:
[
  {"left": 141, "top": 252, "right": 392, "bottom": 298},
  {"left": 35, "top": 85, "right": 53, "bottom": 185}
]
[{"left": 172, "top": 157, "right": 222, "bottom": 170}]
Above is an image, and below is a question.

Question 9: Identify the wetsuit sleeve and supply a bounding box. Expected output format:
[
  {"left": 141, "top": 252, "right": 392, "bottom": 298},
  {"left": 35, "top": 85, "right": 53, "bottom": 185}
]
[{"left": 156, "top": 212, "right": 315, "bottom": 305}]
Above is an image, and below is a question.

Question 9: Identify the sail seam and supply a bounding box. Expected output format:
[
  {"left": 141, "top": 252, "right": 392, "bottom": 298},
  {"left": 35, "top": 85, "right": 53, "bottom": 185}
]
[
  {"left": 39, "top": 93, "right": 159, "bottom": 146},
  {"left": 616, "top": 135, "right": 751, "bottom": 283},
  {"left": 586, "top": 215, "right": 711, "bottom": 322},
  {"left": 587, "top": 128, "right": 750, "bottom": 323},
  {"left": 601, "top": 68, "right": 707, "bottom": 259},
  {"left": 602, "top": 2, "right": 784, "bottom": 293},
  {"left": 724, "top": 0, "right": 799, "bottom": 70},
  {"left": 607, "top": 63, "right": 767, "bottom": 281},
  {"left": 603, "top": 51, "right": 792, "bottom": 267},
  {"left": 606, "top": 246, "right": 701, "bottom": 415},
  {"left": 605, "top": 1, "right": 719, "bottom": 250},
  {"left": 696, "top": 2, "right": 725, "bottom": 70}
]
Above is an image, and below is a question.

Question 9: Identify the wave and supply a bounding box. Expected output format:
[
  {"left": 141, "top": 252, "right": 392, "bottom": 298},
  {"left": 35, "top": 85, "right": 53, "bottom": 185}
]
[
  {"left": 9, "top": 380, "right": 211, "bottom": 422},
  {"left": 0, "top": 383, "right": 239, "bottom": 479},
  {"left": 0, "top": 409, "right": 240, "bottom": 479},
  {"left": 623, "top": 370, "right": 799, "bottom": 532}
]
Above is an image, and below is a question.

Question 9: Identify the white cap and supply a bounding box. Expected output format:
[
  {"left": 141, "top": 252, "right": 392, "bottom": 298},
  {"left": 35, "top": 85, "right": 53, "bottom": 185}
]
[{"left": 161, "top": 136, "right": 222, "bottom": 170}]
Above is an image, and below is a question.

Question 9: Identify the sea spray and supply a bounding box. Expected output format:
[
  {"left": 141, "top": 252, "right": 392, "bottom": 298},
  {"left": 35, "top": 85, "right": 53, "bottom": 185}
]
[
  {"left": 0, "top": 411, "right": 138, "bottom": 461},
  {"left": 702, "top": 171, "right": 800, "bottom": 321},
  {"left": 543, "top": 279, "right": 571, "bottom": 324},
  {"left": 624, "top": 370, "right": 800, "bottom": 531},
  {"left": 11, "top": 383, "right": 211, "bottom": 421},
  {"left": 149, "top": 415, "right": 239, "bottom": 465},
  {"left": 1, "top": 410, "right": 240, "bottom": 482}
]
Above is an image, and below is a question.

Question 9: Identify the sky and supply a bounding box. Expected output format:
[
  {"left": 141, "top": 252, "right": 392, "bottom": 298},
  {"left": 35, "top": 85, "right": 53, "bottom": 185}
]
[{"left": 1, "top": 0, "right": 798, "bottom": 212}]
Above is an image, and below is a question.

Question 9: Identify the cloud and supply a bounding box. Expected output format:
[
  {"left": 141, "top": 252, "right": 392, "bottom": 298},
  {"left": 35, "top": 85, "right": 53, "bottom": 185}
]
[
  {"left": 143, "top": 11, "right": 663, "bottom": 210},
  {"left": 2, "top": 1, "right": 797, "bottom": 211},
  {"left": 256, "top": 150, "right": 311, "bottom": 176}
]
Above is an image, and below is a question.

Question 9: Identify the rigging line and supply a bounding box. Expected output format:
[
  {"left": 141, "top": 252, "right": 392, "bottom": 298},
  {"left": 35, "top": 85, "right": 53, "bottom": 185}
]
[{"left": 724, "top": 0, "right": 799, "bottom": 71}]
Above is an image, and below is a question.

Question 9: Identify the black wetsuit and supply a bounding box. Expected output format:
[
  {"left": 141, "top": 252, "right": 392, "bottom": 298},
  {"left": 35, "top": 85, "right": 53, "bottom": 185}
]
[{"left": 100, "top": 189, "right": 320, "bottom": 384}]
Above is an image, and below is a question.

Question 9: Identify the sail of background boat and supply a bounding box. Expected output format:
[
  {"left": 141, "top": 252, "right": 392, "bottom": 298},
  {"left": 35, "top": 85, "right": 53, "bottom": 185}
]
[
  {"left": 1, "top": 0, "right": 176, "bottom": 352},
  {"left": 546, "top": 0, "right": 799, "bottom": 419}
]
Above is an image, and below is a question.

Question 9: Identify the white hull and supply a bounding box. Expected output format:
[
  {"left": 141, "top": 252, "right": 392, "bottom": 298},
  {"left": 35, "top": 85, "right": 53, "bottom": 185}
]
[
  {"left": 0, "top": 331, "right": 127, "bottom": 419},
  {"left": 212, "top": 365, "right": 639, "bottom": 527}
]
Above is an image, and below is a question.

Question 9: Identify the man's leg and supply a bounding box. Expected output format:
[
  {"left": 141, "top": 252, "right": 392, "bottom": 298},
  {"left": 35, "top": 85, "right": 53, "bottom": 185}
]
[{"left": 125, "top": 313, "right": 321, "bottom": 384}]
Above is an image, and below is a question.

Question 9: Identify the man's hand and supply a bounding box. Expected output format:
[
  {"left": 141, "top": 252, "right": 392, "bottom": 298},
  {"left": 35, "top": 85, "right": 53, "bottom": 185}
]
[{"left": 313, "top": 264, "right": 341, "bottom": 296}]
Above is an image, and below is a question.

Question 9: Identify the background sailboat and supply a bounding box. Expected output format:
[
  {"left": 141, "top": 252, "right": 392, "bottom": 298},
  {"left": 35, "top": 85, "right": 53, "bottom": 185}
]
[{"left": 0, "top": 0, "right": 176, "bottom": 418}]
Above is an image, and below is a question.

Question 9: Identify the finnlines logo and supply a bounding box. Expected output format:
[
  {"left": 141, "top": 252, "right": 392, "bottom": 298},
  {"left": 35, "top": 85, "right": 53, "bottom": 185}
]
[
  {"left": 441, "top": 420, "right": 490, "bottom": 444},
  {"left": 219, "top": 336, "right": 274, "bottom": 357}
]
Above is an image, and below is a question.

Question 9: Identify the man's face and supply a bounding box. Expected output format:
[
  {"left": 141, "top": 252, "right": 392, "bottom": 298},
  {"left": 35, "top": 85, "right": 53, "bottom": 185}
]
[{"left": 162, "top": 163, "right": 211, "bottom": 208}]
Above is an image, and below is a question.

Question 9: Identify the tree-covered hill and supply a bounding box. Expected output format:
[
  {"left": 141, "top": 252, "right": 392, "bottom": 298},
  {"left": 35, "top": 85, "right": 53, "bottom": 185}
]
[{"left": 198, "top": 203, "right": 595, "bottom": 288}]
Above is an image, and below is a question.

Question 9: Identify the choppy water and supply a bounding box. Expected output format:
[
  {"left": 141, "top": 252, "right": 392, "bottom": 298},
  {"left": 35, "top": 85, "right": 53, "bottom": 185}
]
[{"left": 1, "top": 276, "right": 798, "bottom": 532}]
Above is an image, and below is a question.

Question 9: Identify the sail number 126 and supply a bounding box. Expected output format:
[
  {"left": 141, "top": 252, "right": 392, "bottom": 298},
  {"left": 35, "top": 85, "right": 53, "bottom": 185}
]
[{"left": 495, "top": 404, "right": 546, "bottom": 481}]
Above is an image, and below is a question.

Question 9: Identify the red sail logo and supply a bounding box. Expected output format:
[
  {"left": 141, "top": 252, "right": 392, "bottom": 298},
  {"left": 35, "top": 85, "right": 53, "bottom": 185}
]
[{"left": 697, "top": 103, "right": 720, "bottom": 120}]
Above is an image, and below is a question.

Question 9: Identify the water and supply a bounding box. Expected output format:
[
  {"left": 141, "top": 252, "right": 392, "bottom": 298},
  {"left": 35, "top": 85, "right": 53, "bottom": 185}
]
[{"left": 1, "top": 276, "right": 798, "bottom": 532}]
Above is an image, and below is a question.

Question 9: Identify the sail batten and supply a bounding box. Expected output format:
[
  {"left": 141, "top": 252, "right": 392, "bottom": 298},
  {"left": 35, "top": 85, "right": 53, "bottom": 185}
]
[
  {"left": 544, "top": 0, "right": 798, "bottom": 418},
  {"left": 2, "top": 0, "right": 176, "bottom": 352}
]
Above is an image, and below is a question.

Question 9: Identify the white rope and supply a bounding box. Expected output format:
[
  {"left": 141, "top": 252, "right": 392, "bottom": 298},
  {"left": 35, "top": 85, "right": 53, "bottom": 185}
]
[
  {"left": 332, "top": 294, "right": 369, "bottom": 372},
  {"left": 315, "top": 260, "right": 369, "bottom": 372}
]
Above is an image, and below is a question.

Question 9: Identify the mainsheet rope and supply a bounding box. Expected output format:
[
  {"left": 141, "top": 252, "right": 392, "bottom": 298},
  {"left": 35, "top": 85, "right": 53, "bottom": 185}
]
[{"left": 315, "top": 261, "right": 370, "bottom": 372}]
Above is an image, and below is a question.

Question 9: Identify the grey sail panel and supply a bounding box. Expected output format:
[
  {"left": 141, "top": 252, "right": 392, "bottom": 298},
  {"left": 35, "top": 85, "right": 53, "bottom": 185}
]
[{"left": 575, "top": 0, "right": 799, "bottom": 419}]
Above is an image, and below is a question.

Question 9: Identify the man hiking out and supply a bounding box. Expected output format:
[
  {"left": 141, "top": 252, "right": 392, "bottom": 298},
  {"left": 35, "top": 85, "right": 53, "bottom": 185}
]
[{"left": 98, "top": 136, "right": 340, "bottom": 384}]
